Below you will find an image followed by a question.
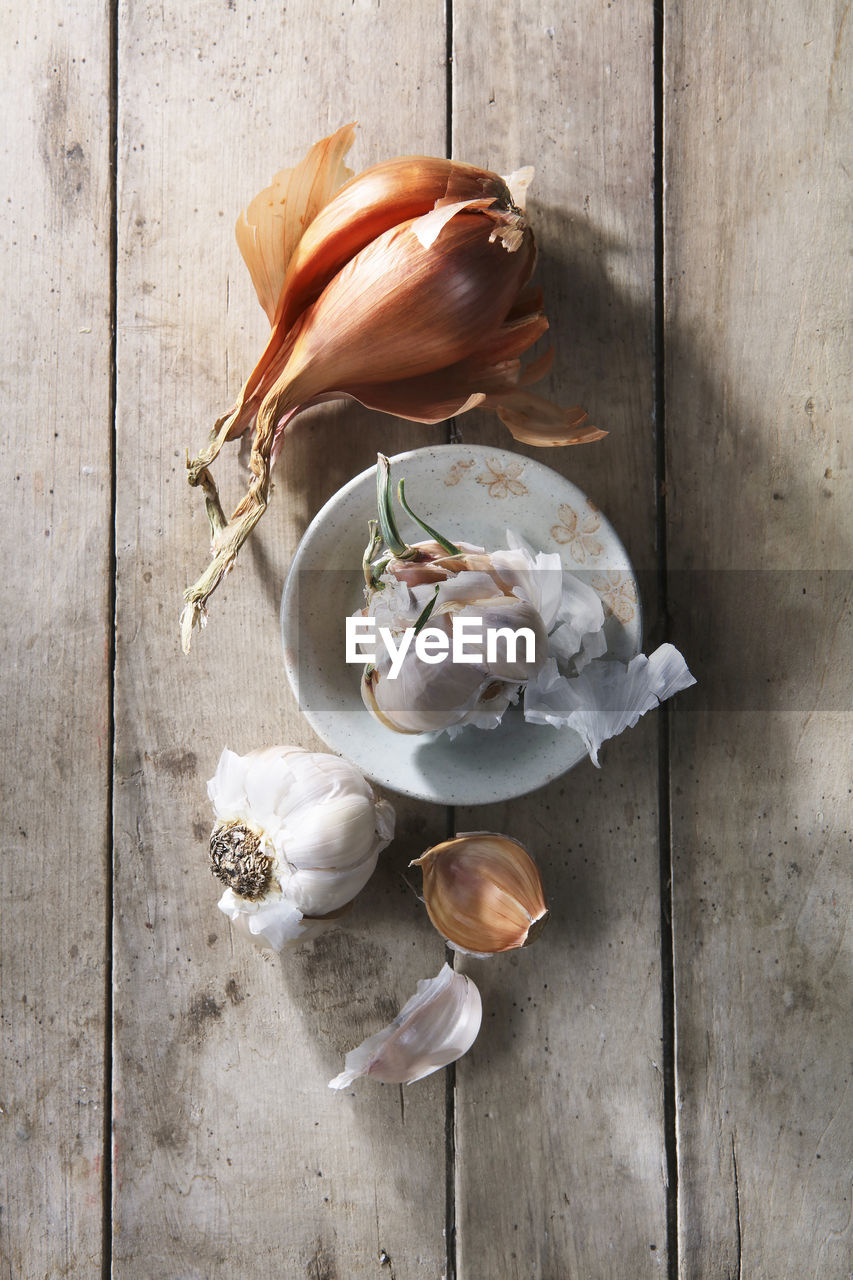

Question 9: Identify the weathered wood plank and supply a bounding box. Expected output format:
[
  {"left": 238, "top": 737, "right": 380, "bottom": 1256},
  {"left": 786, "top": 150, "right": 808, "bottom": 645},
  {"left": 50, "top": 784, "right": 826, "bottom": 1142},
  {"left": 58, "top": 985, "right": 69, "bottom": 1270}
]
[
  {"left": 0, "top": 3, "right": 112, "bottom": 1275},
  {"left": 113, "top": 3, "right": 452, "bottom": 1275},
  {"left": 665, "top": 2, "right": 853, "bottom": 1275},
  {"left": 450, "top": 4, "right": 668, "bottom": 1276}
]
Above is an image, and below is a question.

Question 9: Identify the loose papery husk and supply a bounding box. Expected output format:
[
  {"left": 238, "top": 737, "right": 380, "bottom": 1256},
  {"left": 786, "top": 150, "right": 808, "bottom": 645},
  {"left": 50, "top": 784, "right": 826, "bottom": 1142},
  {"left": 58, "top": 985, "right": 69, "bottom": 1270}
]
[
  {"left": 523, "top": 643, "right": 697, "bottom": 766},
  {"left": 357, "top": 506, "right": 696, "bottom": 761}
]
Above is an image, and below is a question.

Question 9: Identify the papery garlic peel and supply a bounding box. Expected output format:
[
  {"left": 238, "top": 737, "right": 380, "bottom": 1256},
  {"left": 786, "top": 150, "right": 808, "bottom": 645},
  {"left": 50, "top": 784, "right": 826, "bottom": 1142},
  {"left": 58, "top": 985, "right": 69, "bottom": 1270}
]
[
  {"left": 411, "top": 833, "right": 549, "bottom": 955},
  {"left": 182, "top": 124, "right": 605, "bottom": 650},
  {"left": 329, "top": 963, "right": 482, "bottom": 1088},
  {"left": 206, "top": 745, "right": 394, "bottom": 951}
]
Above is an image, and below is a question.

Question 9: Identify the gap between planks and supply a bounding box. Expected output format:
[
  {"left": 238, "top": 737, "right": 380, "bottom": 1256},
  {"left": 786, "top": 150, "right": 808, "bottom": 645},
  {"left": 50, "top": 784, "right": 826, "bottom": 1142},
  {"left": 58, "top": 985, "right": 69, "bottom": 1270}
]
[
  {"left": 102, "top": 0, "right": 119, "bottom": 1275},
  {"left": 444, "top": 2, "right": 458, "bottom": 1275},
  {"left": 653, "top": 1, "right": 680, "bottom": 1275}
]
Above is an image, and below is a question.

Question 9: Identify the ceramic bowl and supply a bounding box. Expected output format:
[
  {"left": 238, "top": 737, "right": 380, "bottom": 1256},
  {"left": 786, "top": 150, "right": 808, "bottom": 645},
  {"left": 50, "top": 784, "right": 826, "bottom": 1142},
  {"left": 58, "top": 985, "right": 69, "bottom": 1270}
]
[{"left": 281, "top": 444, "right": 641, "bottom": 805}]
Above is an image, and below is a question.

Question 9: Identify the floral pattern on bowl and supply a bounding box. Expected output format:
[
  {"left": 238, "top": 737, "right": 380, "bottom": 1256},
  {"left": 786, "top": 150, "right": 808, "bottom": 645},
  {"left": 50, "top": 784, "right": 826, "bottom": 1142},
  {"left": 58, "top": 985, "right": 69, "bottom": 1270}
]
[
  {"left": 475, "top": 458, "right": 529, "bottom": 499},
  {"left": 444, "top": 458, "right": 476, "bottom": 486},
  {"left": 591, "top": 570, "right": 638, "bottom": 625},
  {"left": 551, "top": 502, "right": 604, "bottom": 562}
]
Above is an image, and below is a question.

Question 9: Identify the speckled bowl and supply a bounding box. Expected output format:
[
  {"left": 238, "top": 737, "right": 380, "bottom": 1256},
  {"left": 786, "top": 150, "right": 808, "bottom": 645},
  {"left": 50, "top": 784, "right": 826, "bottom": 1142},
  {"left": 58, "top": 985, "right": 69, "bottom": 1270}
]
[{"left": 281, "top": 445, "right": 641, "bottom": 805}]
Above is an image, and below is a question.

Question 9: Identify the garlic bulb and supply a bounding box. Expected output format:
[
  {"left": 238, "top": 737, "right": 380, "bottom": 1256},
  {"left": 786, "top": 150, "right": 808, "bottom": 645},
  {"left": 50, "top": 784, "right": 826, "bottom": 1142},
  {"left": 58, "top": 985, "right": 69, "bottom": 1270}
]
[
  {"left": 328, "top": 964, "right": 482, "bottom": 1089},
  {"left": 358, "top": 455, "right": 557, "bottom": 734},
  {"left": 182, "top": 124, "right": 605, "bottom": 649},
  {"left": 362, "top": 577, "right": 549, "bottom": 733},
  {"left": 206, "top": 746, "right": 395, "bottom": 951},
  {"left": 412, "top": 833, "right": 549, "bottom": 955}
]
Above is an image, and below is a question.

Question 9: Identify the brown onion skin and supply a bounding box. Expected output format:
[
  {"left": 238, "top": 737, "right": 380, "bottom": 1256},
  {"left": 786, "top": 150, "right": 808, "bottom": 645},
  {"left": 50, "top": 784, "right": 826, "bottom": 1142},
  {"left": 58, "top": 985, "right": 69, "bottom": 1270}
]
[
  {"left": 272, "top": 156, "right": 515, "bottom": 336},
  {"left": 275, "top": 212, "right": 535, "bottom": 411}
]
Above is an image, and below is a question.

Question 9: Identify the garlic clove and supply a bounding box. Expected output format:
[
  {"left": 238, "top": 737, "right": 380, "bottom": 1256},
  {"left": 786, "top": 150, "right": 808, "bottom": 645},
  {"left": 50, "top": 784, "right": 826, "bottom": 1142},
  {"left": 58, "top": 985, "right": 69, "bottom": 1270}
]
[
  {"left": 411, "top": 833, "right": 549, "bottom": 955},
  {"left": 359, "top": 557, "right": 551, "bottom": 734},
  {"left": 240, "top": 749, "right": 378, "bottom": 860},
  {"left": 361, "top": 608, "right": 507, "bottom": 734},
  {"left": 282, "top": 849, "right": 380, "bottom": 918},
  {"left": 278, "top": 793, "right": 380, "bottom": 870},
  {"left": 442, "top": 596, "right": 548, "bottom": 684},
  {"left": 362, "top": 656, "right": 496, "bottom": 735},
  {"left": 328, "top": 964, "right": 482, "bottom": 1089}
]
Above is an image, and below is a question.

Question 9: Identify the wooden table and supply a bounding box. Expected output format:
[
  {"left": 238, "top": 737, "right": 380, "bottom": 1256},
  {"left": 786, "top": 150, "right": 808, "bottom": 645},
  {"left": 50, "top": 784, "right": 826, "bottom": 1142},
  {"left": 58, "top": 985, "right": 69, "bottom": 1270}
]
[{"left": 3, "top": 2, "right": 850, "bottom": 1276}]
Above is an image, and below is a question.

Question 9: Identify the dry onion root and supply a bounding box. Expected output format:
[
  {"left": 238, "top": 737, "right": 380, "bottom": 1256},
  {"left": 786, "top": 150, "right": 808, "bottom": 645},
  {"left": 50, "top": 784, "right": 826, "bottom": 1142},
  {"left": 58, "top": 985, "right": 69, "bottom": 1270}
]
[{"left": 182, "top": 124, "right": 605, "bottom": 651}]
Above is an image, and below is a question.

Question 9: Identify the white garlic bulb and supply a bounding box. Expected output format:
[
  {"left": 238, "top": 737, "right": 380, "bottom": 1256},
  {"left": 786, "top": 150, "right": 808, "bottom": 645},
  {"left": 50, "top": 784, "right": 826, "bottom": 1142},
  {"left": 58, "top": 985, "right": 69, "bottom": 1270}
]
[
  {"left": 362, "top": 568, "right": 549, "bottom": 733},
  {"left": 206, "top": 746, "right": 395, "bottom": 950},
  {"left": 328, "top": 963, "right": 482, "bottom": 1089}
]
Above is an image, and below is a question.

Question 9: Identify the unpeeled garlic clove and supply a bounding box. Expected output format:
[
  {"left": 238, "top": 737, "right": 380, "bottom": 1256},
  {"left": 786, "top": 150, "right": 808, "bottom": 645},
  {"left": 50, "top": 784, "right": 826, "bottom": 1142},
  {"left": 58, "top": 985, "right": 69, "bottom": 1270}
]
[
  {"left": 411, "top": 833, "right": 549, "bottom": 955},
  {"left": 329, "top": 963, "right": 481, "bottom": 1089}
]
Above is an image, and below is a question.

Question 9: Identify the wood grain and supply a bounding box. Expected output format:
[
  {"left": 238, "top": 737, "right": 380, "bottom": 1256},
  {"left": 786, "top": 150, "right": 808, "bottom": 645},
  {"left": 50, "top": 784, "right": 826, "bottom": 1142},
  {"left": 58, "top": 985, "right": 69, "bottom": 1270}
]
[
  {"left": 665, "top": 2, "right": 853, "bottom": 1275},
  {"left": 450, "top": 3, "right": 669, "bottom": 1276},
  {"left": 113, "top": 2, "right": 452, "bottom": 1275},
  {"left": 6, "top": 0, "right": 850, "bottom": 1272},
  {"left": 0, "top": 3, "right": 112, "bottom": 1275}
]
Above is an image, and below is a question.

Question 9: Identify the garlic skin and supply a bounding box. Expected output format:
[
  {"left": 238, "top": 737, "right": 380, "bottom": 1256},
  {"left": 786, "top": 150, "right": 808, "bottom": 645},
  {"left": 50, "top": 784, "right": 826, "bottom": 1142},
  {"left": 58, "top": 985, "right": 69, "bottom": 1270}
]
[
  {"left": 328, "top": 964, "right": 482, "bottom": 1089},
  {"left": 412, "top": 833, "right": 549, "bottom": 955},
  {"left": 524, "top": 642, "right": 697, "bottom": 766},
  {"left": 183, "top": 125, "right": 605, "bottom": 650},
  {"left": 207, "top": 746, "right": 395, "bottom": 951}
]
